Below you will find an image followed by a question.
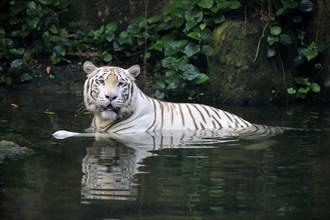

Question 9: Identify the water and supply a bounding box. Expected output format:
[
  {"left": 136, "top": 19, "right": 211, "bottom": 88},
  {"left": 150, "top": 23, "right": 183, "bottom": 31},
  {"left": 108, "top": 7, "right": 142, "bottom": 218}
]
[{"left": 1, "top": 91, "right": 330, "bottom": 220}]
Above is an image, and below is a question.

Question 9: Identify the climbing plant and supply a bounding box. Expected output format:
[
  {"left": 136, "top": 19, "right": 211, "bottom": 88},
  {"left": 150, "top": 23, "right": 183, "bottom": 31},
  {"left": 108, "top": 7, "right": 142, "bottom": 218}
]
[
  {"left": 0, "top": 0, "right": 77, "bottom": 85},
  {"left": 253, "top": 0, "right": 324, "bottom": 98},
  {"left": 85, "top": 0, "right": 241, "bottom": 99},
  {"left": 0, "top": 0, "right": 326, "bottom": 101}
]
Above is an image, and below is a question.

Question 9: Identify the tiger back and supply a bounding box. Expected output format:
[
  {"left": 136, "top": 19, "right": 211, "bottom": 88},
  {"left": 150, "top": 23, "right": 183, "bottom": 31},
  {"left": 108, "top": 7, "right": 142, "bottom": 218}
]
[{"left": 83, "top": 61, "right": 252, "bottom": 134}]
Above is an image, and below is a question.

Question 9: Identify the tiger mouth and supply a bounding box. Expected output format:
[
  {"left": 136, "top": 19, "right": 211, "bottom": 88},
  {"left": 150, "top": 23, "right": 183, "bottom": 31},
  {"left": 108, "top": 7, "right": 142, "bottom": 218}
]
[{"left": 101, "top": 104, "right": 119, "bottom": 113}]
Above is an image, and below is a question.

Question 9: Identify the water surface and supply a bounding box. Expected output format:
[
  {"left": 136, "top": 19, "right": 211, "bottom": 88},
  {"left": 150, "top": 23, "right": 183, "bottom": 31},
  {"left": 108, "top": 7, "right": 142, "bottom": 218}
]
[{"left": 1, "top": 91, "right": 330, "bottom": 220}]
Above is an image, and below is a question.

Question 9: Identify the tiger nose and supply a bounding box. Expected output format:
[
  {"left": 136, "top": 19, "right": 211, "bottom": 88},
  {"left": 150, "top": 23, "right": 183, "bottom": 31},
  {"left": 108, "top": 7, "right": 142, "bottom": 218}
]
[{"left": 105, "top": 94, "right": 117, "bottom": 101}]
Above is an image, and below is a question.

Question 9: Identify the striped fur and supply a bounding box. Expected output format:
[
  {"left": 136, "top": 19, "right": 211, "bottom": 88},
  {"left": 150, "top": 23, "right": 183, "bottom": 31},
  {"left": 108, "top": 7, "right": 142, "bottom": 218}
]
[{"left": 83, "top": 61, "right": 254, "bottom": 134}]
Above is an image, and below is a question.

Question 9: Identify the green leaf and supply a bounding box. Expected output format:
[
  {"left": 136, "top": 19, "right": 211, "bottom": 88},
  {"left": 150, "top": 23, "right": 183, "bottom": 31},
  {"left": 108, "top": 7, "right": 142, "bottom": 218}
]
[
  {"left": 49, "top": 25, "right": 58, "bottom": 34},
  {"left": 299, "top": 0, "right": 314, "bottom": 12},
  {"left": 279, "top": 34, "right": 292, "bottom": 45},
  {"left": 198, "top": 0, "right": 213, "bottom": 9},
  {"left": 154, "top": 90, "right": 165, "bottom": 100},
  {"left": 54, "top": 45, "right": 65, "bottom": 56},
  {"left": 287, "top": 87, "right": 296, "bottom": 94},
  {"left": 200, "top": 29, "right": 213, "bottom": 41},
  {"left": 201, "top": 45, "right": 214, "bottom": 56},
  {"left": 199, "top": 23, "right": 206, "bottom": 30},
  {"left": 311, "top": 83, "right": 320, "bottom": 93},
  {"left": 163, "top": 40, "right": 188, "bottom": 56},
  {"left": 185, "top": 8, "right": 203, "bottom": 22},
  {"left": 165, "top": 71, "right": 180, "bottom": 89},
  {"left": 11, "top": 59, "right": 23, "bottom": 69},
  {"left": 27, "top": 17, "right": 40, "bottom": 29},
  {"left": 229, "top": 1, "right": 241, "bottom": 9},
  {"left": 270, "top": 26, "right": 282, "bottom": 36},
  {"left": 183, "top": 43, "right": 200, "bottom": 57},
  {"left": 0, "top": 75, "right": 13, "bottom": 86},
  {"left": 105, "top": 22, "right": 118, "bottom": 33},
  {"left": 28, "top": 1, "right": 37, "bottom": 10},
  {"left": 193, "top": 73, "right": 209, "bottom": 84},
  {"left": 181, "top": 64, "right": 199, "bottom": 81},
  {"left": 267, "top": 47, "right": 275, "bottom": 58},
  {"left": 283, "top": 0, "right": 298, "bottom": 9},
  {"left": 5, "top": 38, "right": 14, "bottom": 48},
  {"left": 38, "top": 0, "right": 55, "bottom": 4},
  {"left": 20, "top": 73, "right": 33, "bottom": 82},
  {"left": 276, "top": 8, "right": 286, "bottom": 16},
  {"left": 315, "top": 63, "right": 322, "bottom": 69},
  {"left": 214, "top": 14, "right": 225, "bottom": 24},
  {"left": 295, "top": 77, "right": 311, "bottom": 86},
  {"left": 50, "top": 52, "right": 61, "bottom": 64},
  {"left": 118, "top": 31, "right": 128, "bottom": 45},
  {"left": 218, "top": 1, "right": 231, "bottom": 9},
  {"left": 294, "top": 55, "right": 305, "bottom": 66},
  {"left": 105, "top": 33, "right": 115, "bottom": 42},
  {"left": 184, "top": 20, "right": 197, "bottom": 32},
  {"left": 267, "top": 36, "right": 278, "bottom": 45},
  {"left": 9, "top": 48, "right": 25, "bottom": 56},
  {"left": 298, "top": 87, "right": 310, "bottom": 94},
  {"left": 155, "top": 81, "right": 166, "bottom": 90},
  {"left": 101, "top": 52, "right": 113, "bottom": 62},
  {"left": 187, "top": 32, "right": 201, "bottom": 41},
  {"left": 302, "top": 48, "right": 318, "bottom": 61},
  {"left": 161, "top": 56, "right": 189, "bottom": 71},
  {"left": 148, "top": 15, "right": 161, "bottom": 24}
]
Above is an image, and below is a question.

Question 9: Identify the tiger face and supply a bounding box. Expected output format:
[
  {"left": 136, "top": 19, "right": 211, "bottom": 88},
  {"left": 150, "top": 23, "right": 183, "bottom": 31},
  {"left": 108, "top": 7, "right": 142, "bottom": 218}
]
[{"left": 83, "top": 61, "right": 140, "bottom": 121}]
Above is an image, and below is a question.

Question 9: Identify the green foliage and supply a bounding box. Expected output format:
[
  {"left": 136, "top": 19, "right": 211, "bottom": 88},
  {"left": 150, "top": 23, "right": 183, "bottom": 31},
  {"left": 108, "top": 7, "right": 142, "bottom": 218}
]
[
  {"left": 0, "top": 0, "right": 325, "bottom": 102},
  {"left": 0, "top": 0, "right": 76, "bottom": 85},
  {"left": 152, "top": 0, "right": 240, "bottom": 98},
  {"left": 287, "top": 77, "right": 320, "bottom": 98},
  {"left": 84, "top": 0, "right": 240, "bottom": 99},
  {"left": 259, "top": 0, "right": 323, "bottom": 99}
]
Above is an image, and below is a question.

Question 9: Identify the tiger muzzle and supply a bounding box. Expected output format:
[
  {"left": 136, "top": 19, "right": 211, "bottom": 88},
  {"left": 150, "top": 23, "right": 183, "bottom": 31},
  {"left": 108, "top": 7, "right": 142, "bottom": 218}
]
[{"left": 101, "top": 103, "right": 119, "bottom": 113}]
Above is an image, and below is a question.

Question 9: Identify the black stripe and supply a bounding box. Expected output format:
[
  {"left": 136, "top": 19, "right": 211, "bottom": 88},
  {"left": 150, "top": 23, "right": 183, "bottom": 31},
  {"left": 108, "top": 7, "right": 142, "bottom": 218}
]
[
  {"left": 192, "top": 104, "right": 206, "bottom": 124},
  {"left": 210, "top": 108, "right": 223, "bottom": 128},
  {"left": 240, "top": 118, "right": 250, "bottom": 127},
  {"left": 223, "top": 111, "right": 234, "bottom": 123},
  {"left": 147, "top": 99, "right": 157, "bottom": 131},
  {"left": 130, "top": 83, "right": 134, "bottom": 99},
  {"left": 211, "top": 107, "right": 222, "bottom": 120},
  {"left": 200, "top": 105, "right": 212, "bottom": 118},
  {"left": 178, "top": 104, "right": 185, "bottom": 127},
  {"left": 158, "top": 100, "right": 164, "bottom": 130},
  {"left": 187, "top": 104, "right": 198, "bottom": 129},
  {"left": 113, "top": 125, "right": 134, "bottom": 133},
  {"left": 170, "top": 104, "right": 174, "bottom": 126},
  {"left": 104, "top": 117, "right": 129, "bottom": 132},
  {"left": 212, "top": 120, "right": 216, "bottom": 128}
]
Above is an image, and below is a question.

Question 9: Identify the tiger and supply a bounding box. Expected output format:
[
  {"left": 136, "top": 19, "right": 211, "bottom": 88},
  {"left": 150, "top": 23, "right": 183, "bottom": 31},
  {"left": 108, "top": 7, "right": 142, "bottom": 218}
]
[{"left": 82, "top": 61, "right": 254, "bottom": 134}]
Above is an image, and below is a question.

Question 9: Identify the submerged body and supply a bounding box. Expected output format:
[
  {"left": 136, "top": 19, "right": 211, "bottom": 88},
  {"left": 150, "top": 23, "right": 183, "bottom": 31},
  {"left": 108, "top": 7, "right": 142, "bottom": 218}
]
[{"left": 83, "top": 61, "right": 252, "bottom": 134}]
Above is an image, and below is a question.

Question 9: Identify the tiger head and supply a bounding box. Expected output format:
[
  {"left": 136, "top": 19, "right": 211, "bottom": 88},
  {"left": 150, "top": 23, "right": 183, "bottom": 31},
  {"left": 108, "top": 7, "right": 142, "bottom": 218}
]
[{"left": 83, "top": 61, "right": 140, "bottom": 121}]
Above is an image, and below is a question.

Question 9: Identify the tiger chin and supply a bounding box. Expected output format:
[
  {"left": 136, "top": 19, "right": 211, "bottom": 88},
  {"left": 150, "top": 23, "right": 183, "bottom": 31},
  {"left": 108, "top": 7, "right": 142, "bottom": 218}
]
[{"left": 82, "top": 61, "right": 258, "bottom": 134}]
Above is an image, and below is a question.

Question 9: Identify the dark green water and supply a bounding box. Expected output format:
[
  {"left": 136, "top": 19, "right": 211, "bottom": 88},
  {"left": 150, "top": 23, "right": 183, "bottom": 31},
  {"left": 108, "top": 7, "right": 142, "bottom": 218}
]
[{"left": 1, "top": 91, "right": 330, "bottom": 220}]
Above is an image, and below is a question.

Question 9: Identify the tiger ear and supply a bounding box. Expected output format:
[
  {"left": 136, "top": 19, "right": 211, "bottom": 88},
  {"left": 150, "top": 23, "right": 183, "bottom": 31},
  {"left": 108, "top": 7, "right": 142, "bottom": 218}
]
[
  {"left": 127, "top": 65, "right": 140, "bottom": 78},
  {"left": 83, "top": 61, "right": 97, "bottom": 75}
]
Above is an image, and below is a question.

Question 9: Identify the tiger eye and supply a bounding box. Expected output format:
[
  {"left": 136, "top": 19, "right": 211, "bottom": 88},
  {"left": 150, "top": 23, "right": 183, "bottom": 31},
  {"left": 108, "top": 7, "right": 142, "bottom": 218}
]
[{"left": 98, "top": 78, "right": 105, "bottom": 85}]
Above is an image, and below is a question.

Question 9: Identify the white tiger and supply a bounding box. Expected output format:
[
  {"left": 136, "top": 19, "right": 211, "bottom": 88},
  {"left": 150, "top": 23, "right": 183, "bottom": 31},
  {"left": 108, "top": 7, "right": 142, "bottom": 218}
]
[{"left": 82, "top": 61, "right": 253, "bottom": 134}]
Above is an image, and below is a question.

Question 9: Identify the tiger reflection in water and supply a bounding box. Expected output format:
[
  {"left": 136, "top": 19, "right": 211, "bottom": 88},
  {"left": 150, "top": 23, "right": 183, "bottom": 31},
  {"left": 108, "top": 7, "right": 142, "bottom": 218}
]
[{"left": 81, "top": 140, "right": 141, "bottom": 201}]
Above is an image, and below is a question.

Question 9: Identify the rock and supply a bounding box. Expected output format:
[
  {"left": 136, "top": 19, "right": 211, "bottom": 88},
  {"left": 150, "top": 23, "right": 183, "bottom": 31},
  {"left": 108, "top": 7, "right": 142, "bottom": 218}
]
[
  {"left": 0, "top": 140, "right": 33, "bottom": 163},
  {"left": 206, "top": 20, "right": 291, "bottom": 104}
]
